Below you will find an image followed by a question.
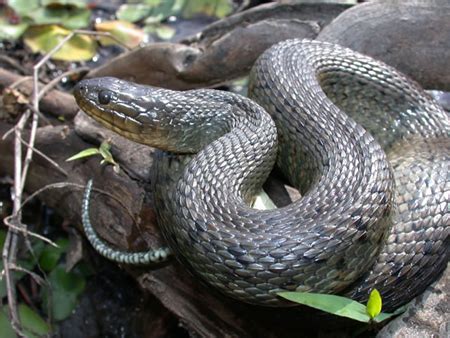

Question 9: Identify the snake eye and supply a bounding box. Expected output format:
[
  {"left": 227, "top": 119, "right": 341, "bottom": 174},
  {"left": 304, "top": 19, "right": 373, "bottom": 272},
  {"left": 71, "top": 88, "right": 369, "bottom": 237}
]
[{"left": 98, "top": 90, "right": 112, "bottom": 105}]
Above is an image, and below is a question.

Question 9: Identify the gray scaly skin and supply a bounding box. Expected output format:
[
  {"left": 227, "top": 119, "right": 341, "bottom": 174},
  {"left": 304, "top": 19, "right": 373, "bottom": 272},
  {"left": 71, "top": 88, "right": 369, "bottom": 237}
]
[{"left": 74, "top": 39, "right": 449, "bottom": 311}]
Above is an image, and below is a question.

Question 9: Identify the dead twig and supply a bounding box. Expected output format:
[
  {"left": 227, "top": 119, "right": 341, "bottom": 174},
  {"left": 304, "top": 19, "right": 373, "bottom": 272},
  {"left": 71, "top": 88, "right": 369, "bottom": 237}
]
[
  {"left": 0, "top": 55, "right": 30, "bottom": 75},
  {"left": 2, "top": 29, "right": 116, "bottom": 336},
  {"left": 38, "top": 66, "right": 89, "bottom": 102},
  {"left": 9, "top": 264, "right": 46, "bottom": 286},
  {"left": 3, "top": 216, "right": 59, "bottom": 248},
  {"left": 17, "top": 134, "right": 68, "bottom": 177}
]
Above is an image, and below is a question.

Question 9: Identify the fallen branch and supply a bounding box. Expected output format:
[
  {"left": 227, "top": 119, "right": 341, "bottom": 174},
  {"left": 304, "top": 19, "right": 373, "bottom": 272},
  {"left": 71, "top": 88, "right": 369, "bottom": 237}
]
[
  {"left": 0, "top": 67, "right": 79, "bottom": 120},
  {"left": 88, "top": 2, "right": 350, "bottom": 89}
]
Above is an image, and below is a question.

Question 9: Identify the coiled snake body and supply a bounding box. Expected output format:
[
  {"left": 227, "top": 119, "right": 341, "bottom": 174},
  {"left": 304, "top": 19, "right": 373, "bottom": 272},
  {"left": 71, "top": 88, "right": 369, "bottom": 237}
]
[{"left": 74, "top": 40, "right": 449, "bottom": 311}]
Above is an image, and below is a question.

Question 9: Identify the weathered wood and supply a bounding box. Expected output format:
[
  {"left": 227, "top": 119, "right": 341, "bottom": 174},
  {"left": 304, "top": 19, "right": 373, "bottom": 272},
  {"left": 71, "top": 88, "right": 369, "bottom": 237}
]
[
  {"left": 0, "top": 116, "right": 360, "bottom": 337},
  {"left": 0, "top": 67, "right": 79, "bottom": 119},
  {"left": 88, "top": 2, "right": 350, "bottom": 89},
  {"left": 137, "top": 264, "right": 363, "bottom": 337},
  {"left": 317, "top": 0, "right": 450, "bottom": 90},
  {"left": 0, "top": 119, "right": 162, "bottom": 252}
]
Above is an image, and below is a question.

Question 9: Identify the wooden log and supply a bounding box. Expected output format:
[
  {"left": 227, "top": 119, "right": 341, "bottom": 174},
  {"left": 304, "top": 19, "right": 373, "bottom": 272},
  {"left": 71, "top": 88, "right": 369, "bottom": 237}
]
[
  {"left": 88, "top": 2, "right": 350, "bottom": 89},
  {"left": 317, "top": 0, "right": 450, "bottom": 90},
  {"left": 0, "top": 68, "right": 79, "bottom": 119},
  {"left": 0, "top": 118, "right": 162, "bottom": 252}
]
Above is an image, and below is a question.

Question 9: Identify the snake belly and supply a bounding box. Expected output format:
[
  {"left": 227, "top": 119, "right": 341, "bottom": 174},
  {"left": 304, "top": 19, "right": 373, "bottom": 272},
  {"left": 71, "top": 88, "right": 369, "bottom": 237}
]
[{"left": 74, "top": 39, "right": 449, "bottom": 311}]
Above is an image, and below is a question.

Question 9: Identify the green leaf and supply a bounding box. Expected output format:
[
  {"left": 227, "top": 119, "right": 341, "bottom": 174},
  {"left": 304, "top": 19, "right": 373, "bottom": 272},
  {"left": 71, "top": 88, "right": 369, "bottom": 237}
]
[
  {"left": 19, "top": 304, "right": 51, "bottom": 337},
  {"left": 144, "top": 23, "right": 176, "bottom": 40},
  {"left": 373, "top": 305, "right": 406, "bottom": 323},
  {"left": 24, "top": 7, "right": 91, "bottom": 30},
  {"left": 66, "top": 147, "right": 100, "bottom": 161},
  {"left": 8, "top": 0, "right": 40, "bottom": 16},
  {"left": 41, "top": 0, "right": 87, "bottom": 8},
  {"left": 39, "top": 238, "right": 69, "bottom": 272},
  {"left": 0, "top": 307, "right": 16, "bottom": 338},
  {"left": 23, "top": 25, "right": 96, "bottom": 61},
  {"left": 0, "top": 18, "right": 29, "bottom": 40},
  {"left": 95, "top": 20, "right": 144, "bottom": 49},
  {"left": 98, "top": 141, "right": 118, "bottom": 166},
  {"left": 366, "top": 289, "right": 382, "bottom": 319},
  {"left": 181, "top": 0, "right": 232, "bottom": 19},
  {"left": 155, "top": 24, "right": 176, "bottom": 40},
  {"left": 62, "top": 7, "right": 91, "bottom": 30},
  {"left": 0, "top": 231, "right": 44, "bottom": 298},
  {"left": 278, "top": 292, "right": 371, "bottom": 323},
  {"left": 42, "top": 265, "right": 86, "bottom": 321},
  {"left": 0, "top": 304, "right": 50, "bottom": 338},
  {"left": 116, "top": 4, "right": 152, "bottom": 23}
]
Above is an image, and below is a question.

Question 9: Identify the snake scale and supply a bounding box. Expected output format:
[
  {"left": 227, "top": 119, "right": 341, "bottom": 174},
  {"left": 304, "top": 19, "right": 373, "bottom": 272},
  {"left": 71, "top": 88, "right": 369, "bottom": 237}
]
[{"left": 74, "top": 40, "right": 449, "bottom": 311}]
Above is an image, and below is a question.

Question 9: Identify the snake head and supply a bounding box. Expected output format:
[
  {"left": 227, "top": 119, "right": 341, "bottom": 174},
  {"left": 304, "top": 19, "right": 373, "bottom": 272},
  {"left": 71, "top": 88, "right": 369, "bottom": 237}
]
[
  {"left": 74, "top": 77, "right": 191, "bottom": 151},
  {"left": 74, "top": 77, "right": 242, "bottom": 153}
]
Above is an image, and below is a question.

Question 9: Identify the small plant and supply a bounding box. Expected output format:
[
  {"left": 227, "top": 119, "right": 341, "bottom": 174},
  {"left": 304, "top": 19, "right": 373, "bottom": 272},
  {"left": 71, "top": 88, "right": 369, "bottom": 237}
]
[
  {"left": 277, "top": 289, "right": 404, "bottom": 323},
  {"left": 66, "top": 140, "right": 120, "bottom": 173},
  {"left": 0, "top": 230, "right": 89, "bottom": 336}
]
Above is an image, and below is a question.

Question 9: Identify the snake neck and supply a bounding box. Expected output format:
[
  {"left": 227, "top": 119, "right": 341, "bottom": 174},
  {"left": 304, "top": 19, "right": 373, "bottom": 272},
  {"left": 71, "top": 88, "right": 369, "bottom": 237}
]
[{"left": 74, "top": 78, "right": 272, "bottom": 154}]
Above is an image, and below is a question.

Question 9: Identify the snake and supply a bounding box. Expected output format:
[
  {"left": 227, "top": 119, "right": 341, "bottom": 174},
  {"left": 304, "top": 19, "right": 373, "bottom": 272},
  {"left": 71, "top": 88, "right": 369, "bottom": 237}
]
[{"left": 74, "top": 39, "right": 449, "bottom": 311}]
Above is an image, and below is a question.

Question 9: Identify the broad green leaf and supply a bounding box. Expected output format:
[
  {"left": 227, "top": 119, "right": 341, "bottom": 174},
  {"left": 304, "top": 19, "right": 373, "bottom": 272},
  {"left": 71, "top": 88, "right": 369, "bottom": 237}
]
[
  {"left": 95, "top": 20, "right": 144, "bottom": 49},
  {"left": 24, "top": 25, "right": 96, "bottom": 61},
  {"left": 8, "top": 0, "right": 40, "bottom": 16},
  {"left": 182, "top": 0, "right": 232, "bottom": 19},
  {"left": 39, "top": 238, "right": 69, "bottom": 272},
  {"left": 144, "top": 0, "right": 164, "bottom": 5},
  {"left": 278, "top": 292, "right": 371, "bottom": 323},
  {"left": 42, "top": 265, "right": 86, "bottom": 321},
  {"left": 66, "top": 147, "right": 100, "bottom": 161},
  {"left": 0, "top": 231, "right": 44, "bottom": 297},
  {"left": 25, "top": 7, "right": 64, "bottom": 25},
  {"left": 366, "top": 289, "right": 382, "bottom": 319},
  {"left": 24, "top": 7, "right": 90, "bottom": 30},
  {"left": 0, "top": 307, "right": 16, "bottom": 338},
  {"left": 0, "top": 304, "right": 50, "bottom": 338},
  {"left": 0, "top": 18, "right": 29, "bottom": 40},
  {"left": 144, "top": 23, "right": 176, "bottom": 40},
  {"left": 141, "top": 0, "right": 184, "bottom": 24},
  {"left": 41, "top": 0, "right": 87, "bottom": 8},
  {"left": 155, "top": 24, "right": 176, "bottom": 40},
  {"left": 19, "top": 304, "right": 51, "bottom": 337},
  {"left": 116, "top": 4, "right": 152, "bottom": 23},
  {"left": 373, "top": 305, "right": 406, "bottom": 323},
  {"left": 62, "top": 7, "right": 91, "bottom": 30}
]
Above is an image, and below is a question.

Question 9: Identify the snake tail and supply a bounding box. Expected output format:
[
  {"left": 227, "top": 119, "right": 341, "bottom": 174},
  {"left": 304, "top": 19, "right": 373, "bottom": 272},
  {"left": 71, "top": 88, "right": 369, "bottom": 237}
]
[{"left": 81, "top": 179, "right": 171, "bottom": 264}]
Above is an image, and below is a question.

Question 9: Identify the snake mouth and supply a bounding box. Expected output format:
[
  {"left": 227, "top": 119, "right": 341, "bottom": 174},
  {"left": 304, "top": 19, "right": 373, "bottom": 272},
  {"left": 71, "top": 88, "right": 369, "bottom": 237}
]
[{"left": 74, "top": 78, "right": 156, "bottom": 143}]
